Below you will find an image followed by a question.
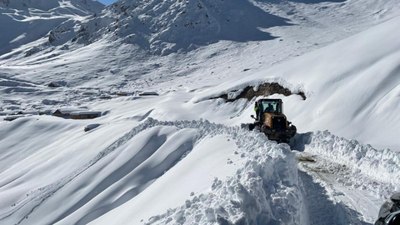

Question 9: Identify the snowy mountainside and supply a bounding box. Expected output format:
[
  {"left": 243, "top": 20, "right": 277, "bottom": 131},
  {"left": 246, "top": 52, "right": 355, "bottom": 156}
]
[
  {"left": 52, "top": 0, "right": 400, "bottom": 56},
  {"left": 1, "top": 0, "right": 400, "bottom": 225},
  {"left": 4, "top": 0, "right": 398, "bottom": 58},
  {"left": 0, "top": 0, "right": 103, "bottom": 55},
  {"left": 2, "top": 0, "right": 400, "bottom": 117},
  {"left": 72, "top": 0, "right": 290, "bottom": 55},
  {"left": 197, "top": 15, "right": 400, "bottom": 151}
]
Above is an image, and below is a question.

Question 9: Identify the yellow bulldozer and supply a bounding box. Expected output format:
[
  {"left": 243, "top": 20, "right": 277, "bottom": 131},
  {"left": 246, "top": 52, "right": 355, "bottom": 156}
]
[{"left": 245, "top": 98, "right": 297, "bottom": 143}]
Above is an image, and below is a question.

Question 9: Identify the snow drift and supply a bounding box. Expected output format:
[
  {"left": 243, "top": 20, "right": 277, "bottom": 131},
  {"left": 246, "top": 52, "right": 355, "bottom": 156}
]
[{"left": 0, "top": 117, "right": 303, "bottom": 225}]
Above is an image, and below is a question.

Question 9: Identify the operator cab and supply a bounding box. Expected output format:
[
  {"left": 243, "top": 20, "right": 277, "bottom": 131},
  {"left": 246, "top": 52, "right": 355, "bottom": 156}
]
[
  {"left": 258, "top": 99, "right": 283, "bottom": 114},
  {"left": 255, "top": 99, "right": 283, "bottom": 121}
]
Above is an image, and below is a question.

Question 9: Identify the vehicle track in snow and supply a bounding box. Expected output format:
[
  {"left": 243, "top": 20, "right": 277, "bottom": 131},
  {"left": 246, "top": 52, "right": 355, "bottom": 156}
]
[
  {"left": 297, "top": 169, "right": 370, "bottom": 225},
  {"left": 142, "top": 129, "right": 382, "bottom": 225},
  {"left": 292, "top": 131, "right": 400, "bottom": 224}
]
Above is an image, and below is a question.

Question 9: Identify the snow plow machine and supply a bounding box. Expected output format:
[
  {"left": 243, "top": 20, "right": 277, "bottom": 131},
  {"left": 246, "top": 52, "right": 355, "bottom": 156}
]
[{"left": 243, "top": 98, "right": 297, "bottom": 143}]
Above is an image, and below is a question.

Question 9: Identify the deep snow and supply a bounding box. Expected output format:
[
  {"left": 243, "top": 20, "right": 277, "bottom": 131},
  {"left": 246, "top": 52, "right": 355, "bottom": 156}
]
[{"left": 1, "top": 0, "right": 400, "bottom": 224}]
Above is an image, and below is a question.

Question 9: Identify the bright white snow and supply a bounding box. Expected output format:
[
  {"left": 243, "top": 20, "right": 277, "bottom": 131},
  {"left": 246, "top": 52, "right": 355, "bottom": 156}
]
[{"left": 1, "top": 0, "right": 400, "bottom": 224}]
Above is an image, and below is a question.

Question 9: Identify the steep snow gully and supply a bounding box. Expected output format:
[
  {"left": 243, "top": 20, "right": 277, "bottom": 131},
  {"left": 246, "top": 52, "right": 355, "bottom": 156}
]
[{"left": 1, "top": 118, "right": 398, "bottom": 225}]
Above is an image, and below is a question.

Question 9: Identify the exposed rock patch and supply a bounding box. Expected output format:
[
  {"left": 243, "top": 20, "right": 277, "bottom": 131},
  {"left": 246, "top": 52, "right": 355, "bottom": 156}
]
[
  {"left": 214, "top": 82, "right": 306, "bottom": 102},
  {"left": 48, "top": 81, "right": 67, "bottom": 88},
  {"left": 84, "top": 123, "right": 101, "bottom": 132}
]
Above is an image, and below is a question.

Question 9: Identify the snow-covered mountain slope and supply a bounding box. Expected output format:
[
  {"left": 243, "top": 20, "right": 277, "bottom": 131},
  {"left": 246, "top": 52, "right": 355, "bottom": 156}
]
[
  {"left": 1, "top": 0, "right": 399, "bottom": 116},
  {"left": 54, "top": 0, "right": 400, "bottom": 55},
  {"left": 78, "top": 0, "right": 290, "bottom": 55},
  {"left": 0, "top": 0, "right": 103, "bottom": 55},
  {"left": 2, "top": 0, "right": 399, "bottom": 60},
  {"left": 1, "top": 0, "right": 400, "bottom": 225},
  {"left": 197, "top": 15, "right": 400, "bottom": 151}
]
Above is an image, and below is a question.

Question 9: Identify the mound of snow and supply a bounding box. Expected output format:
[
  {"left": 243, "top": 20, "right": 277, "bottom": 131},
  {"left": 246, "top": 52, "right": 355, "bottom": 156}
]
[
  {"left": 89, "top": 118, "right": 307, "bottom": 225},
  {"left": 145, "top": 150, "right": 302, "bottom": 225}
]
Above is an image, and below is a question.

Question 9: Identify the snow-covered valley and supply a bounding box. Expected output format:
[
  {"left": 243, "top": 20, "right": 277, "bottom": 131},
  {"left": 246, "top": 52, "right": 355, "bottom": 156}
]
[{"left": 1, "top": 0, "right": 400, "bottom": 224}]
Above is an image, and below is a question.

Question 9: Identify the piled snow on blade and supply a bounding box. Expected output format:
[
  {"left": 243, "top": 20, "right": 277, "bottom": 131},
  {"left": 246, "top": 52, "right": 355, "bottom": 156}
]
[{"left": 76, "top": 0, "right": 288, "bottom": 54}]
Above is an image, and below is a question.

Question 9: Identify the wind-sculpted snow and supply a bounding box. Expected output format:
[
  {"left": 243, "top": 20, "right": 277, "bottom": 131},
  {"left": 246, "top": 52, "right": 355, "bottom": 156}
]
[
  {"left": 0, "top": 118, "right": 305, "bottom": 225},
  {"left": 1, "top": 117, "right": 390, "bottom": 225}
]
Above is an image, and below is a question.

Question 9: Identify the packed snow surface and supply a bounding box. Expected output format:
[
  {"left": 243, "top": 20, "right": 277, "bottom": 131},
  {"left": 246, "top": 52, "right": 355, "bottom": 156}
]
[{"left": 1, "top": 0, "right": 400, "bottom": 224}]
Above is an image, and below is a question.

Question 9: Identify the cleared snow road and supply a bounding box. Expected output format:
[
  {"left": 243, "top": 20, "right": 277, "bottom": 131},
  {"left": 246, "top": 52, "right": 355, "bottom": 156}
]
[{"left": 292, "top": 131, "right": 400, "bottom": 225}]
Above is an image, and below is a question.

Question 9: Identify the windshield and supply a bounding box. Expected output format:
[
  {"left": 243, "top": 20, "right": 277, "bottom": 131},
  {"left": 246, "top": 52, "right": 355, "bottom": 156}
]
[{"left": 260, "top": 100, "right": 281, "bottom": 113}]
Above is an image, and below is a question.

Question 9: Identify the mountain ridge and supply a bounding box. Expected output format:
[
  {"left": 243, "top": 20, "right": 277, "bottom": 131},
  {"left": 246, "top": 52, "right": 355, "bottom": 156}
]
[
  {"left": 72, "top": 0, "right": 290, "bottom": 55},
  {"left": 0, "top": 0, "right": 103, "bottom": 55}
]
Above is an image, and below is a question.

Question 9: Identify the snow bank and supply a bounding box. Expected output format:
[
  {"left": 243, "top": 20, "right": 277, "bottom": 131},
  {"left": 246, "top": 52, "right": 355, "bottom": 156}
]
[
  {"left": 100, "top": 118, "right": 306, "bottom": 225},
  {"left": 0, "top": 116, "right": 387, "bottom": 225},
  {"left": 145, "top": 147, "right": 304, "bottom": 225},
  {"left": 0, "top": 117, "right": 306, "bottom": 225},
  {"left": 295, "top": 130, "right": 400, "bottom": 195}
]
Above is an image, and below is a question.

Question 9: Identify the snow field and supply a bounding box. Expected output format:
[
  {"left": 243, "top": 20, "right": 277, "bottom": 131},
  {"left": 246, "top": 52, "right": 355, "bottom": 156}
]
[
  {"left": 3, "top": 116, "right": 299, "bottom": 224},
  {"left": 1, "top": 83, "right": 398, "bottom": 224},
  {"left": 2, "top": 112, "right": 394, "bottom": 224},
  {"left": 1, "top": 0, "right": 400, "bottom": 224}
]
